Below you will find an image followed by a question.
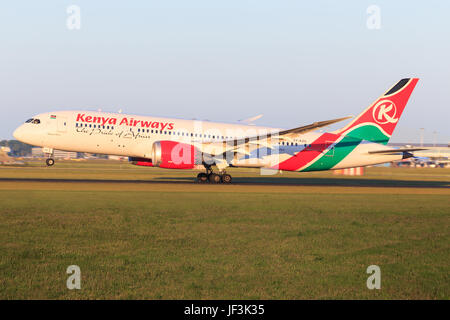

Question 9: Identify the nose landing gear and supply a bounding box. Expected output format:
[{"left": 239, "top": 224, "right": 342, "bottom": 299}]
[
  {"left": 45, "top": 158, "right": 55, "bottom": 167},
  {"left": 43, "top": 147, "right": 55, "bottom": 167}
]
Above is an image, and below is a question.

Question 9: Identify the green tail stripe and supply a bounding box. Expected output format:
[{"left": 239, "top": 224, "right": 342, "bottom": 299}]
[
  {"left": 301, "top": 135, "right": 362, "bottom": 172},
  {"left": 301, "top": 124, "right": 390, "bottom": 172},
  {"left": 344, "top": 124, "right": 390, "bottom": 145}
]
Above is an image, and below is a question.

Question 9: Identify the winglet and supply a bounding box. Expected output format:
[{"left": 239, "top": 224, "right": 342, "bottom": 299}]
[{"left": 238, "top": 114, "right": 264, "bottom": 125}]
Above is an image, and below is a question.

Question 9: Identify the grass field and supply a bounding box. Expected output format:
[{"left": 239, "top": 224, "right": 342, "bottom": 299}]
[{"left": 0, "top": 161, "right": 449, "bottom": 299}]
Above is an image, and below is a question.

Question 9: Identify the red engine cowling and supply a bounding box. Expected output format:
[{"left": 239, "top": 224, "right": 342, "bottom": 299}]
[{"left": 152, "top": 141, "right": 200, "bottom": 169}]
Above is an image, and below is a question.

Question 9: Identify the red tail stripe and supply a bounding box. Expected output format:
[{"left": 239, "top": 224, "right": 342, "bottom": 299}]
[{"left": 273, "top": 132, "right": 340, "bottom": 171}]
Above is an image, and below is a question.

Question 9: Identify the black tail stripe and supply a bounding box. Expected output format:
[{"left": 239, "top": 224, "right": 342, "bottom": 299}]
[{"left": 384, "top": 78, "right": 410, "bottom": 96}]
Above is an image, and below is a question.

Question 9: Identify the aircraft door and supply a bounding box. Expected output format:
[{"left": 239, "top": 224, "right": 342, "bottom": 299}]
[
  {"left": 324, "top": 141, "right": 335, "bottom": 157},
  {"left": 57, "top": 117, "right": 68, "bottom": 133}
]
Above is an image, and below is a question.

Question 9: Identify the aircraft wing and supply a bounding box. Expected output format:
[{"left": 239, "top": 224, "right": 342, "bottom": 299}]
[
  {"left": 227, "top": 116, "right": 352, "bottom": 145},
  {"left": 199, "top": 116, "right": 352, "bottom": 157}
]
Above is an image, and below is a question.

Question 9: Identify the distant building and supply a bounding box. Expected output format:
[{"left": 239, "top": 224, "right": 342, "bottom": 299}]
[
  {"left": 389, "top": 143, "right": 450, "bottom": 160},
  {"left": 31, "top": 147, "right": 44, "bottom": 157},
  {"left": 108, "top": 155, "right": 127, "bottom": 161},
  {"left": 413, "top": 147, "right": 450, "bottom": 160},
  {"left": 389, "top": 143, "right": 450, "bottom": 168},
  {"left": 0, "top": 147, "right": 15, "bottom": 164},
  {"left": 31, "top": 147, "right": 77, "bottom": 159},
  {"left": 53, "top": 150, "right": 78, "bottom": 159}
]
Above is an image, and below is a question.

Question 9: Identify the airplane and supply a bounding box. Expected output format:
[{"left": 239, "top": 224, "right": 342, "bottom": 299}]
[{"left": 13, "top": 78, "right": 424, "bottom": 183}]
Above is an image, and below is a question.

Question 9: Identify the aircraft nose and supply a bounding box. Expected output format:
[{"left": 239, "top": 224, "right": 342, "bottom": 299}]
[{"left": 13, "top": 125, "right": 25, "bottom": 142}]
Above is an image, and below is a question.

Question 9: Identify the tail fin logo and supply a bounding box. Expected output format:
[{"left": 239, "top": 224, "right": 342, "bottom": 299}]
[{"left": 372, "top": 100, "right": 398, "bottom": 125}]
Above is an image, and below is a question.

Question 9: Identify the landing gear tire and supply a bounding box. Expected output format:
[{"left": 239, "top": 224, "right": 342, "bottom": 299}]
[
  {"left": 221, "top": 174, "right": 232, "bottom": 184},
  {"left": 46, "top": 158, "right": 55, "bottom": 167},
  {"left": 197, "top": 173, "right": 208, "bottom": 183},
  {"left": 208, "top": 173, "right": 222, "bottom": 184}
]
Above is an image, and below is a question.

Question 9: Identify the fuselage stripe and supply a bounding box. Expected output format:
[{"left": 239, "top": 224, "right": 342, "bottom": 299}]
[{"left": 273, "top": 132, "right": 340, "bottom": 171}]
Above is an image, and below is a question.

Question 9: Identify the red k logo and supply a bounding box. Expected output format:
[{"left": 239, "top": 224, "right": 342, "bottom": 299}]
[{"left": 372, "top": 100, "right": 398, "bottom": 125}]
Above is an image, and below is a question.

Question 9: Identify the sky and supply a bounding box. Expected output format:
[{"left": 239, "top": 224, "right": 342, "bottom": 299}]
[{"left": 1, "top": 0, "right": 449, "bottom": 144}]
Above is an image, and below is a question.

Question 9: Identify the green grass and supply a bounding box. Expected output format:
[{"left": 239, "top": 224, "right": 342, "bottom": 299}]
[
  {"left": 0, "top": 162, "right": 449, "bottom": 299},
  {"left": 1, "top": 160, "right": 449, "bottom": 187}
]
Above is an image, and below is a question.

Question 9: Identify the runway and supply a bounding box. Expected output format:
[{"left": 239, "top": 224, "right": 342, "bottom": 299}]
[{"left": 0, "top": 176, "right": 448, "bottom": 189}]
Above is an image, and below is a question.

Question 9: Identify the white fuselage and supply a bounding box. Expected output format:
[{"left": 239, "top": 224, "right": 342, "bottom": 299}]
[{"left": 13, "top": 110, "right": 403, "bottom": 171}]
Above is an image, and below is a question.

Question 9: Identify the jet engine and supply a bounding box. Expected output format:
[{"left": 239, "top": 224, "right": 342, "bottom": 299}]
[{"left": 152, "top": 141, "right": 200, "bottom": 169}]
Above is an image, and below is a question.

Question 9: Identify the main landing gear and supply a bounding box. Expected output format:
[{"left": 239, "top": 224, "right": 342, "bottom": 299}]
[{"left": 196, "top": 166, "right": 232, "bottom": 184}]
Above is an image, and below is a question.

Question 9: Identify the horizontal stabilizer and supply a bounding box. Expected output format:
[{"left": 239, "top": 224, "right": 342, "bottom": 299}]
[{"left": 368, "top": 148, "right": 427, "bottom": 154}]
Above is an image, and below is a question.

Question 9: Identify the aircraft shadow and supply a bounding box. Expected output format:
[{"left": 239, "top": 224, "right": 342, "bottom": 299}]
[{"left": 160, "top": 176, "right": 449, "bottom": 188}]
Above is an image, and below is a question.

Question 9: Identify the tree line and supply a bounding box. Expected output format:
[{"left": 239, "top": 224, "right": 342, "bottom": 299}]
[{"left": 0, "top": 140, "right": 33, "bottom": 157}]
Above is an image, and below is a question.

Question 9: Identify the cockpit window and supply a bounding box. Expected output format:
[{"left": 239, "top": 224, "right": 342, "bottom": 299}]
[
  {"left": 32, "top": 119, "right": 41, "bottom": 124},
  {"left": 25, "top": 118, "right": 33, "bottom": 123}
]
